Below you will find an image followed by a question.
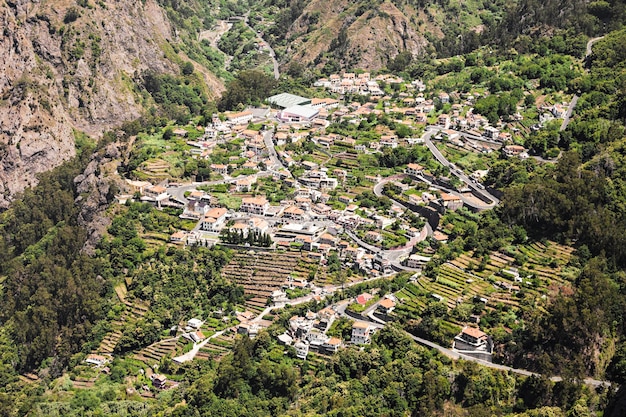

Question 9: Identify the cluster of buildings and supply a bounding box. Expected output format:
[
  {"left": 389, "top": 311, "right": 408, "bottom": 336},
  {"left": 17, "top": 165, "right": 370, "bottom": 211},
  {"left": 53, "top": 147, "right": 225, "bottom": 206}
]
[
  {"left": 276, "top": 306, "right": 379, "bottom": 359},
  {"left": 313, "top": 72, "right": 406, "bottom": 96}
]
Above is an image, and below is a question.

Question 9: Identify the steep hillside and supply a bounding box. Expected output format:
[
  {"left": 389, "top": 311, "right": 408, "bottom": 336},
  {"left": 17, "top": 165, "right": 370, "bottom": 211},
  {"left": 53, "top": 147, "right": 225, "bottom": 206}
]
[
  {"left": 285, "top": 0, "right": 428, "bottom": 70},
  {"left": 0, "top": 0, "right": 223, "bottom": 208},
  {"left": 254, "top": 0, "right": 507, "bottom": 71}
]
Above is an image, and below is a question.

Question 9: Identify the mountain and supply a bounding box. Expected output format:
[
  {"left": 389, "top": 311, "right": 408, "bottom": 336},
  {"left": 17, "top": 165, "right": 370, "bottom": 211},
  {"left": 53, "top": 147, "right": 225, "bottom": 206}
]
[
  {"left": 0, "top": 0, "right": 222, "bottom": 208},
  {"left": 254, "top": 0, "right": 507, "bottom": 71}
]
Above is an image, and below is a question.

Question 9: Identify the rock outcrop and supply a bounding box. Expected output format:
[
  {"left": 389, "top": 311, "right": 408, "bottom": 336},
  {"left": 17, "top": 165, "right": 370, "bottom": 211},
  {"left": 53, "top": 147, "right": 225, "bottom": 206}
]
[
  {"left": 73, "top": 140, "right": 124, "bottom": 254},
  {"left": 0, "top": 0, "right": 221, "bottom": 208},
  {"left": 282, "top": 0, "right": 429, "bottom": 71}
]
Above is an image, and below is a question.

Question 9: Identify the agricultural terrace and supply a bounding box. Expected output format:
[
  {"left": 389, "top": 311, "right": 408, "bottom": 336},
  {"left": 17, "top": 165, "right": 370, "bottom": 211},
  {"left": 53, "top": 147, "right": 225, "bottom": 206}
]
[
  {"left": 220, "top": 250, "right": 327, "bottom": 313},
  {"left": 395, "top": 240, "right": 576, "bottom": 345}
]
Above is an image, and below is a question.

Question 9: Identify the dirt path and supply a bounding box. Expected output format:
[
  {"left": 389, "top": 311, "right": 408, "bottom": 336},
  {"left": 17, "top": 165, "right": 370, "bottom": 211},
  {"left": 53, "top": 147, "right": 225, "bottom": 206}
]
[
  {"left": 198, "top": 20, "right": 232, "bottom": 48},
  {"left": 198, "top": 20, "right": 234, "bottom": 68}
]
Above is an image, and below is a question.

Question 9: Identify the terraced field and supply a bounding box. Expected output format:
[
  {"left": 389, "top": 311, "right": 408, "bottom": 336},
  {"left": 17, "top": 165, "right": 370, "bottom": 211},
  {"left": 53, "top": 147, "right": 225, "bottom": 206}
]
[
  {"left": 141, "top": 231, "right": 170, "bottom": 250},
  {"left": 195, "top": 332, "right": 236, "bottom": 361},
  {"left": 396, "top": 241, "right": 576, "bottom": 318},
  {"left": 135, "top": 338, "right": 180, "bottom": 365},
  {"left": 94, "top": 284, "right": 150, "bottom": 355},
  {"left": 72, "top": 376, "right": 96, "bottom": 389},
  {"left": 138, "top": 159, "right": 171, "bottom": 179},
  {"left": 221, "top": 250, "right": 319, "bottom": 313}
]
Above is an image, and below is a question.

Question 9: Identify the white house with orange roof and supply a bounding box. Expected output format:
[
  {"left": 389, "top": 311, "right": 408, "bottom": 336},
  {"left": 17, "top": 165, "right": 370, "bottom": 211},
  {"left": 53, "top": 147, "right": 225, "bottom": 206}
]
[
  {"left": 454, "top": 326, "right": 493, "bottom": 354},
  {"left": 406, "top": 163, "right": 424, "bottom": 177},
  {"left": 227, "top": 110, "right": 253, "bottom": 125},
  {"left": 240, "top": 196, "right": 269, "bottom": 215},
  {"left": 201, "top": 207, "right": 228, "bottom": 232},
  {"left": 351, "top": 321, "right": 372, "bottom": 345}
]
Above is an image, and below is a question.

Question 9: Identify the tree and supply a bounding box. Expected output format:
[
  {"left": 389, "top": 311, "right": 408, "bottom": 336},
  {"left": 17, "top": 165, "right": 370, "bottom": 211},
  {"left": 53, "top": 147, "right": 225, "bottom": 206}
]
[
  {"left": 181, "top": 61, "right": 195, "bottom": 76},
  {"left": 218, "top": 70, "right": 277, "bottom": 111}
]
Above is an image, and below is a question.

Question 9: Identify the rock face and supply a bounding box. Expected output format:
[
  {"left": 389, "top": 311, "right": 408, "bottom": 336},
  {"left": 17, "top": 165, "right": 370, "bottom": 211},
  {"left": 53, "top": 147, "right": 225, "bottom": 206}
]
[
  {"left": 73, "top": 141, "right": 123, "bottom": 254},
  {"left": 0, "top": 0, "right": 220, "bottom": 208},
  {"left": 283, "top": 0, "right": 428, "bottom": 71}
]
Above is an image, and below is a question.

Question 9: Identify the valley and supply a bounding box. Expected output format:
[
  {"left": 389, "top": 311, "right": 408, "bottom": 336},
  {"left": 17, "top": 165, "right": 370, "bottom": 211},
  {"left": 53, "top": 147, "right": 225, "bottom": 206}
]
[{"left": 1, "top": 0, "right": 626, "bottom": 415}]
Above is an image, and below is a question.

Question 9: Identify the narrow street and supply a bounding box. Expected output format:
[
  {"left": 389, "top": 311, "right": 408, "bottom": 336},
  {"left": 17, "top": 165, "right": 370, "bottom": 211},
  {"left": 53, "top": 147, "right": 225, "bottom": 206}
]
[
  {"left": 560, "top": 36, "right": 604, "bottom": 132},
  {"left": 243, "top": 13, "right": 280, "bottom": 80}
]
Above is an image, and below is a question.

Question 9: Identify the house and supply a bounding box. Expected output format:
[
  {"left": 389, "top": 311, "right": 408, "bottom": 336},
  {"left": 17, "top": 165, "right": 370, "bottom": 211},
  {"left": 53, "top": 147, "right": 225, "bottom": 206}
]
[
  {"left": 172, "top": 128, "right": 188, "bottom": 137},
  {"left": 377, "top": 297, "right": 396, "bottom": 314},
  {"left": 454, "top": 326, "right": 493, "bottom": 353},
  {"left": 312, "top": 203, "right": 332, "bottom": 216},
  {"left": 277, "top": 332, "right": 294, "bottom": 345},
  {"left": 433, "top": 231, "right": 449, "bottom": 243},
  {"left": 201, "top": 207, "right": 228, "bottom": 232},
  {"left": 301, "top": 161, "right": 318, "bottom": 170},
  {"left": 365, "top": 231, "right": 382, "bottom": 243},
  {"left": 238, "top": 322, "right": 260, "bottom": 338},
  {"left": 235, "top": 176, "right": 256, "bottom": 192},
  {"left": 249, "top": 217, "right": 269, "bottom": 234},
  {"left": 351, "top": 321, "right": 371, "bottom": 344},
  {"left": 483, "top": 126, "right": 500, "bottom": 140},
  {"left": 227, "top": 110, "right": 253, "bottom": 125},
  {"left": 240, "top": 196, "right": 269, "bottom": 215},
  {"left": 440, "top": 192, "right": 463, "bottom": 211},
  {"left": 85, "top": 354, "right": 109, "bottom": 367},
  {"left": 125, "top": 179, "right": 153, "bottom": 194},
  {"left": 151, "top": 374, "right": 167, "bottom": 389},
  {"left": 503, "top": 145, "right": 526, "bottom": 157},
  {"left": 406, "top": 163, "right": 423, "bottom": 177},
  {"left": 181, "top": 199, "right": 211, "bottom": 220},
  {"left": 170, "top": 231, "right": 187, "bottom": 244},
  {"left": 356, "top": 292, "right": 374, "bottom": 305},
  {"left": 210, "top": 164, "right": 228, "bottom": 175},
  {"left": 437, "top": 114, "right": 451, "bottom": 129},
  {"left": 380, "top": 135, "right": 398, "bottom": 148},
  {"left": 322, "top": 337, "right": 343, "bottom": 353},
  {"left": 187, "top": 318, "right": 203, "bottom": 329},
  {"left": 144, "top": 185, "right": 168, "bottom": 200},
  {"left": 294, "top": 341, "right": 309, "bottom": 359},
  {"left": 318, "top": 233, "right": 336, "bottom": 247},
  {"left": 282, "top": 205, "right": 306, "bottom": 221},
  {"left": 405, "top": 254, "right": 431, "bottom": 269},
  {"left": 184, "top": 330, "right": 206, "bottom": 343},
  {"left": 319, "top": 177, "right": 338, "bottom": 190}
]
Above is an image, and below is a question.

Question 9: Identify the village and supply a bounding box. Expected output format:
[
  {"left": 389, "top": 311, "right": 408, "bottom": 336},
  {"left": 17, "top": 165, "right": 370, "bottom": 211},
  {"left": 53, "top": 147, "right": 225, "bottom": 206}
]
[{"left": 84, "top": 70, "right": 577, "bottom": 393}]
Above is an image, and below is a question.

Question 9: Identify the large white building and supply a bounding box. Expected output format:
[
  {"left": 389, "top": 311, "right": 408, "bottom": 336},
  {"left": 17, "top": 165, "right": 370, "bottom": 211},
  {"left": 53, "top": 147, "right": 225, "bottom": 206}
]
[
  {"left": 240, "top": 196, "right": 269, "bottom": 215},
  {"left": 279, "top": 105, "right": 319, "bottom": 123}
]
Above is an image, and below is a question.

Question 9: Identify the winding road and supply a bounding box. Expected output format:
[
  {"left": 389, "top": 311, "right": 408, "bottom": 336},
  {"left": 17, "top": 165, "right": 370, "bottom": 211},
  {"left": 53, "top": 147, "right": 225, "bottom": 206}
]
[
  {"left": 242, "top": 13, "right": 280, "bottom": 80},
  {"left": 422, "top": 127, "right": 499, "bottom": 208},
  {"left": 560, "top": 36, "right": 604, "bottom": 131},
  {"left": 336, "top": 303, "right": 612, "bottom": 388},
  {"left": 166, "top": 172, "right": 271, "bottom": 205}
]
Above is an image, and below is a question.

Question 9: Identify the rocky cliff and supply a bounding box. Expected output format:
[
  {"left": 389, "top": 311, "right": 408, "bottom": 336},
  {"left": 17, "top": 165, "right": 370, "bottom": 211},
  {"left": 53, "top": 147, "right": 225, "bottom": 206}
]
[
  {"left": 284, "top": 0, "right": 429, "bottom": 70},
  {"left": 0, "top": 0, "right": 220, "bottom": 208}
]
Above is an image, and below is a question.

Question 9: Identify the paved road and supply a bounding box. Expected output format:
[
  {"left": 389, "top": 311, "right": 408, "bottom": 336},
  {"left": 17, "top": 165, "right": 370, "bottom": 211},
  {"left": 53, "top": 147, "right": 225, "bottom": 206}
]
[
  {"left": 167, "top": 172, "right": 271, "bottom": 204},
  {"left": 346, "top": 308, "right": 612, "bottom": 387},
  {"left": 262, "top": 129, "right": 290, "bottom": 172},
  {"left": 422, "top": 128, "right": 499, "bottom": 208},
  {"left": 344, "top": 229, "right": 418, "bottom": 272},
  {"left": 173, "top": 330, "right": 226, "bottom": 363},
  {"left": 243, "top": 14, "right": 280, "bottom": 80},
  {"left": 586, "top": 36, "right": 604, "bottom": 57},
  {"left": 560, "top": 36, "right": 604, "bottom": 132},
  {"left": 560, "top": 95, "right": 578, "bottom": 131}
]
